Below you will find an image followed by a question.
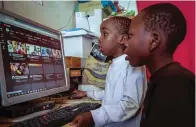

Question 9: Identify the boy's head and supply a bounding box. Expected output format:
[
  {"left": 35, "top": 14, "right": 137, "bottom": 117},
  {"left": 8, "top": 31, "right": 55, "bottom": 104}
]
[
  {"left": 99, "top": 16, "right": 131, "bottom": 57},
  {"left": 124, "top": 3, "right": 186, "bottom": 67}
]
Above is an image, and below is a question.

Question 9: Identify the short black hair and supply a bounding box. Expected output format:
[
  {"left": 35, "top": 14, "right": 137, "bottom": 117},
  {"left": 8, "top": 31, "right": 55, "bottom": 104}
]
[
  {"left": 142, "top": 3, "right": 186, "bottom": 54},
  {"left": 107, "top": 16, "right": 132, "bottom": 35}
]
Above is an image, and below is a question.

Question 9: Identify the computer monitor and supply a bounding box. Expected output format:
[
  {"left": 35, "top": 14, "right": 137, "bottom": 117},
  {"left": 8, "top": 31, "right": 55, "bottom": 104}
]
[{"left": 0, "top": 10, "right": 70, "bottom": 106}]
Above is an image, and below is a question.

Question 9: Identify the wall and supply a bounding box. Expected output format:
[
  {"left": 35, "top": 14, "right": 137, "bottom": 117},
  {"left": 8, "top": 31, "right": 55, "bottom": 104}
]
[{"left": 2, "top": 1, "right": 76, "bottom": 30}]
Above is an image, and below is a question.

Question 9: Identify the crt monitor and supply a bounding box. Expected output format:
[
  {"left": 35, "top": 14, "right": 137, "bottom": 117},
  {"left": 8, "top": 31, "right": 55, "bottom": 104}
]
[{"left": 0, "top": 11, "right": 70, "bottom": 106}]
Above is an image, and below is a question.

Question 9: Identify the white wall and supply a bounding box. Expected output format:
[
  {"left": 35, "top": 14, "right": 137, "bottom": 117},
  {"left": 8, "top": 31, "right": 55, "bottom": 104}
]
[{"left": 3, "top": 1, "right": 76, "bottom": 30}]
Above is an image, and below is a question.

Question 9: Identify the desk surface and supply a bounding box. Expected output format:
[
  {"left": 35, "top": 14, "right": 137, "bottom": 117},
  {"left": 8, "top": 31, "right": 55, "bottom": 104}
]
[{"left": 0, "top": 96, "right": 100, "bottom": 127}]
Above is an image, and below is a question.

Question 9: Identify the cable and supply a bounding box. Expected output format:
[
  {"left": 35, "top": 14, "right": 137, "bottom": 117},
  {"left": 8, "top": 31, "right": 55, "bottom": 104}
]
[
  {"left": 54, "top": 94, "right": 63, "bottom": 110},
  {"left": 85, "top": 14, "right": 91, "bottom": 31},
  {"left": 42, "top": 96, "right": 50, "bottom": 101},
  {"left": 77, "top": 80, "right": 81, "bottom": 85},
  {"left": 56, "top": 94, "right": 63, "bottom": 99},
  {"left": 57, "top": 10, "right": 75, "bottom": 31},
  {"left": 126, "top": 0, "right": 131, "bottom": 11},
  {"left": 2, "top": 1, "right": 4, "bottom": 10}
]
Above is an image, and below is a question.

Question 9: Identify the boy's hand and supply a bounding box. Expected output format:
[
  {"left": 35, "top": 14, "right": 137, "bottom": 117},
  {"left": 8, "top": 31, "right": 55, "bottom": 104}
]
[
  {"left": 69, "top": 112, "right": 94, "bottom": 127},
  {"left": 71, "top": 90, "right": 87, "bottom": 99}
]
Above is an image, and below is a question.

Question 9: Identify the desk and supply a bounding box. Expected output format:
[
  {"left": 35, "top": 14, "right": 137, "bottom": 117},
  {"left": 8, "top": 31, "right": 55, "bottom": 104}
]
[{"left": 0, "top": 96, "right": 101, "bottom": 127}]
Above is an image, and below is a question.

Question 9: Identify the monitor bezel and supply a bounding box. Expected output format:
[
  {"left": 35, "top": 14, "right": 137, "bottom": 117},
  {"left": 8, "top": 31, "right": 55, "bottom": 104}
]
[{"left": 0, "top": 10, "right": 70, "bottom": 106}]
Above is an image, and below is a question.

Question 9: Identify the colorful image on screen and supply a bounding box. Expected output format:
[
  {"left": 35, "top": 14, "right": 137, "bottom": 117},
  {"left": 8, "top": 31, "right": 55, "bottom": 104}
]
[
  {"left": 41, "top": 47, "right": 52, "bottom": 57},
  {"left": 28, "top": 64, "right": 43, "bottom": 75},
  {"left": 7, "top": 40, "right": 26, "bottom": 55},
  {"left": 29, "top": 64, "right": 42, "bottom": 67},
  {"left": 10, "top": 63, "right": 29, "bottom": 75},
  {"left": 52, "top": 49, "right": 61, "bottom": 58},
  {"left": 26, "top": 44, "right": 41, "bottom": 56}
]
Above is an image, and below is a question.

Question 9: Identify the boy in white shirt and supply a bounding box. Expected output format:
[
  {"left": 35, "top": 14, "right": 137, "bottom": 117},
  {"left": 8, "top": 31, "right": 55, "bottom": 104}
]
[{"left": 69, "top": 16, "right": 147, "bottom": 127}]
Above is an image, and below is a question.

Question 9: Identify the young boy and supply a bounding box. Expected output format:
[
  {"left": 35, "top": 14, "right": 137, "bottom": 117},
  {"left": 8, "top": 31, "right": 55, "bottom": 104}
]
[
  {"left": 124, "top": 3, "right": 195, "bottom": 127},
  {"left": 69, "top": 16, "right": 147, "bottom": 127}
]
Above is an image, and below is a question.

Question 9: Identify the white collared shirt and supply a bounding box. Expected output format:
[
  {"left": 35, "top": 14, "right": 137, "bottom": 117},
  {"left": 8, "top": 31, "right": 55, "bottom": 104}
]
[{"left": 87, "top": 54, "right": 147, "bottom": 127}]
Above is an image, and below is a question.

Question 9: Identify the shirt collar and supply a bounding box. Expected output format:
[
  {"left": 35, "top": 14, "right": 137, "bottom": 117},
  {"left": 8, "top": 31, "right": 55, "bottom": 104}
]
[
  {"left": 150, "top": 62, "right": 180, "bottom": 83},
  {"left": 112, "top": 54, "right": 127, "bottom": 63}
]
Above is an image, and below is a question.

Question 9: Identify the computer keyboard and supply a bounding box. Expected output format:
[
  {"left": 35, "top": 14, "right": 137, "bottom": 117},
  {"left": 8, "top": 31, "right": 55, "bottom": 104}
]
[{"left": 10, "top": 102, "right": 101, "bottom": 127}]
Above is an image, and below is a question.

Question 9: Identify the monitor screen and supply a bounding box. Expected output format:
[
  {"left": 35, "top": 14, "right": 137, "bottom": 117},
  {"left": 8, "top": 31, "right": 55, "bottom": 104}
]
[{"left": 0, "top": 13, "right": 69, "bottom": 106}]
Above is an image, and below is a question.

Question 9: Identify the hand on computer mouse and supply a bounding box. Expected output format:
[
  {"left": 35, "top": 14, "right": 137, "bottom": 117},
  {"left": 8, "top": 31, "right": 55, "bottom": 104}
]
[{"left": 69, "top": 90, "right": 87, "bottom": 99}]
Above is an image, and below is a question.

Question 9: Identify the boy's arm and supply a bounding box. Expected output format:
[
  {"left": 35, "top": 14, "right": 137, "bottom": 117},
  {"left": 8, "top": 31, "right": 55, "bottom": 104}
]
[
  {"left": 86, "top": 66, "right": 111, "bottom": 101},
  {"left": 87, "top": 90, "right": 105, "bottom": 100},
  {"left": 91, "top": 67, "right": 146, "bottom": 126}
]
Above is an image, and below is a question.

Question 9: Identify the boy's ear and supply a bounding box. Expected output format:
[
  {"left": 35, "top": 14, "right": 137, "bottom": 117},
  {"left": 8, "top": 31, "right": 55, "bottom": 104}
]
[
  {"left": 148, "top": 31, "right": 161, "bottom": 52},
  {"left": 119, "top": 34, "right": 128, "bottom": 45}
]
